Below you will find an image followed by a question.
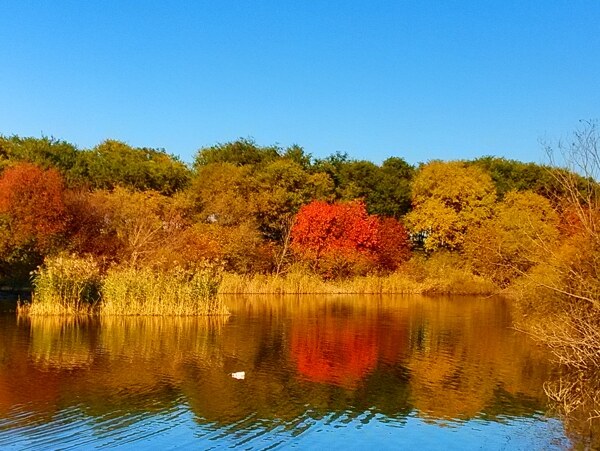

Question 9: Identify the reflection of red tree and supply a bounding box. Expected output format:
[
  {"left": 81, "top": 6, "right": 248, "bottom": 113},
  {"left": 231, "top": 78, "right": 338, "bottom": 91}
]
[
  {"left": 291, "top": 318, "right": 378, "bottom": 389},
  {"left": 0, "top": 364, "right": 61, "bottom": 420}
]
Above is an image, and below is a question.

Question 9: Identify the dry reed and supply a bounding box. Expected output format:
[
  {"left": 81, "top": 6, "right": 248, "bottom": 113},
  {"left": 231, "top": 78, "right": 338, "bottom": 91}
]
[
  {"left": 24, "top": 255, "right": 101, "bottom": 316},
  {"left": 219, "top": 259, "right": 496, "bottom": 295},
  {"left": 101, "top": 266, "right": 228, "bottom": 316}
]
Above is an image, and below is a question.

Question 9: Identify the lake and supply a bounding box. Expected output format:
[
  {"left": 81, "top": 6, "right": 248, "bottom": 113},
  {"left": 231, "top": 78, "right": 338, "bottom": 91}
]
[{"left": 0, "top": 295, "right": 576, "bottom": 449}]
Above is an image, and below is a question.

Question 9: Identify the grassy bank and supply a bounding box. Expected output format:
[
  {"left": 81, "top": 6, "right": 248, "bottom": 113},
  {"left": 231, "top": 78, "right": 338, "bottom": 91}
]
[
  {"left": 20, "top": 255, "right": 227, "bottom": 316},
  {"left": 20, "top": 253, "right": 498, "bottom": 316},
  {"left": 220, "top": 256, "right": 497, "bottom": 295}
]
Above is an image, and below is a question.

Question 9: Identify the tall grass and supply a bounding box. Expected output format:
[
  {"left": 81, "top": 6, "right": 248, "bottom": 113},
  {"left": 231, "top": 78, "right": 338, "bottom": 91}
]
[
  {"left": 21, "top": 256, "right": 227, "bottom": 316},
  {"left": 101, "top": 266, "right": 227, "bottom": 316},
  {"left": 219, "top": 255, "right": 497, "bottom": 295},
  {"left": 24, "top": 255, "right": 101, "bottom": 315}
]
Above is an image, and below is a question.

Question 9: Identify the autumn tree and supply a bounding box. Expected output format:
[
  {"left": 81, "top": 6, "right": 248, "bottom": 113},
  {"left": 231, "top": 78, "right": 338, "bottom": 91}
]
[
  {"left": 0, "top": 163, "right": 67, "bottom": 249},
  {"left": 516, "top": 122, "right": 600, "bottom": 375},
  {"left": 291, "top": 200, "right": 379, "bottom": 276},
  {"left": 0, "top": 163, "right": 68, "bottom": 282},
  {"left": 464, "top": 191, "right": 560, "bottom": 286},
  {"left": 375, "top": 217, "right": 411, "bottom": 271},
  {"left": 72, "top": 188, "right": 190, "bottom": 265},
  {"left": 191, "top": 162, "right": 257, "bottom": 226},
  {"left": 405, "top": 161, "right": 496, "bottom": 252}
]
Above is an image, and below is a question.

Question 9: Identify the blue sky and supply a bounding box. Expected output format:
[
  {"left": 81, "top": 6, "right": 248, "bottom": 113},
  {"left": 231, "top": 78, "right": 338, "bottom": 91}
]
[{"left": 1, "top": 1, "right": 599, "bottom": 165}]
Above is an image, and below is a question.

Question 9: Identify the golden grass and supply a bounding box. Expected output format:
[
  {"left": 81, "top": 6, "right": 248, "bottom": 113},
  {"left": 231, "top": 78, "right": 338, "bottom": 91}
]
[
  {"left": 22, "top": 255, "right": 228, "bottom": 316},
  {"left": 24, "top": 255, "right": 101, "bottom": 316},
  {"left": 101, "top": 266, "right": 228, "bottom": 316},
  {"left": 219, "top": 257, "right": 497, "bottom": 295},
  {"left": 22, "top": 253, "right": 496, "bottom": 317}
]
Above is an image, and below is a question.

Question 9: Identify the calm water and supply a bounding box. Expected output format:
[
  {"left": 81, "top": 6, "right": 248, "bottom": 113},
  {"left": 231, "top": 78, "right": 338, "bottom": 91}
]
[{"left": 0, "top": 295, "right": 573, "bottom": 450}]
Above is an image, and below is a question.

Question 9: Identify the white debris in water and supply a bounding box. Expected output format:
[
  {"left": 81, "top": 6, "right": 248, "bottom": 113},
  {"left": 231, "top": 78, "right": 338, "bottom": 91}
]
[{"left": 231, "top": 371, "right": 245, "bottom": 380}]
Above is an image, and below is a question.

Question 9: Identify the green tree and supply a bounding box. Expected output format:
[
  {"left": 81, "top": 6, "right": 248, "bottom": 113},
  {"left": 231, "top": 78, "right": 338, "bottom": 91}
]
[
  {"left": 253, "top": 159, "right": 334, "bottom": 239},
  {"left": 371, "top": 157, "right": 414, "bottom": 217},
  {"left": 470, "top": 156, "right": 557, "bottom": 199},
  {"left": 313, "top": 154, "right": 414, "bottom": 217},
  {"left": 194, "top": 139, "right": 280, "bottom": 168},
  {"left": 81, "top": 140, "right": 190, "bottom": 194}
]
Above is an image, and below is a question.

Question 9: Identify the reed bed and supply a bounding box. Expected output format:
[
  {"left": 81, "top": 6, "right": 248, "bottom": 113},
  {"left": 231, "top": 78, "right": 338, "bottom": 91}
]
[
  {"left": 219, "top": 266, "right": 496, "bottom": 295},
  {"left": 23, "top": 254, "right": 495, "bottom": 317},
  {"left": 21, "top": 255, "right": 227, "bottom": 316},
  {"left": 24, "top": 255, "right": 101, "bottom": 316},
  {"left": 101, "top": 266, "right": 228, "bottom": 316}
]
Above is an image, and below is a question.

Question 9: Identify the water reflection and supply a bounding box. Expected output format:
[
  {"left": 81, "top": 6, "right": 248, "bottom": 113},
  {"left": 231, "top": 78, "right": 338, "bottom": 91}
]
[{"left": 0, "top": 295, "right": 574, "bottom": 449}]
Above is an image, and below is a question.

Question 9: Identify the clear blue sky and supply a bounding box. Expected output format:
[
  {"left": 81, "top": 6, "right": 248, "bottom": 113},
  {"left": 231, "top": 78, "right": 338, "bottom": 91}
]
[{"left": 1, "top": 1, "right": 599, "bottom": 165}]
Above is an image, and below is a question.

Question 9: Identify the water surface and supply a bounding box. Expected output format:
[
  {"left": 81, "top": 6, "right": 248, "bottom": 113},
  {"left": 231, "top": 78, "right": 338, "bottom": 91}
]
[{"left": 0, "top": 295, "right": 571, "bottom": 449}]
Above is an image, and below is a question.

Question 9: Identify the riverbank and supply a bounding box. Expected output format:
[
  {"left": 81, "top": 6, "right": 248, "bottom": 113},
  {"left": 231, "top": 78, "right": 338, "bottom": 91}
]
[
  {"left": 14, "top": 253, "right": 501, "bottom": 317},
  {"left": 219, "top": 269, "right": 496, "bottom": 295}
]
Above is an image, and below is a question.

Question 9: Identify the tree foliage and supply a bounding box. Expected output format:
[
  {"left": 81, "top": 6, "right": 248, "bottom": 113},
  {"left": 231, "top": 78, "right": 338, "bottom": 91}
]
[
  {"left": 194, "top": 139, "right": 281, "bottom": 168},
  {"left": 313, "top": 154, "right": 414, "bottom": 217},
  {"left": 81, "top": 140, "right": 191, "bottom": 194},
  {"left": 291, "top": 200, "right": 379, "bottom": 276},
  {"left": 0, "top": 163, "right": 67, "bottom": 249},
  {"left": 1, "top": 130, "right": 596, "bottom": 292},
  {"left": 464, "top": 191, "right": 560, "bottom": 285},
  {"left": 376, "top": 217, "right": 412, "bottom": 271},
  {"left": 0, "top": 163, "right": 67, "bottom": 283},
  {"left": 0, "top": 136, "right": 79, "bottom": 180},
  {"left": 406, "top": 161, "right": 496, "bottom": 251},
  {"left": 291, "top": 200, "right": 411, "bottom": 276}
]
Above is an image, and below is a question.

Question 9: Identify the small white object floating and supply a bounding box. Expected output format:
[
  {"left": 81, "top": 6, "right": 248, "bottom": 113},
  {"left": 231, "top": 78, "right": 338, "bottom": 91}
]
[{"left": 231, "top": 371, "right": 245, "bottom": 380}]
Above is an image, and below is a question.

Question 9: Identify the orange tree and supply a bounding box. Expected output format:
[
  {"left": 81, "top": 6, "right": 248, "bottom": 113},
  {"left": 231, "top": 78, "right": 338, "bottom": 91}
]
[
  {"left": 0, "top": 163, "right": 67, "bottom": 282},
  {"left": 291, "top": 200, "right": 410, "bottom": 276},
  {"left": 0, "top": 163, "right": 67, "bottom": 249}
]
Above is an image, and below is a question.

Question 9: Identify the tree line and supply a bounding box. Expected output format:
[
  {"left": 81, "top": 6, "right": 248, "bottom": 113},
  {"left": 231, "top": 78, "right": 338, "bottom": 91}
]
[{"left": 0, "top": 133, "right": 586, "bottom": 285}]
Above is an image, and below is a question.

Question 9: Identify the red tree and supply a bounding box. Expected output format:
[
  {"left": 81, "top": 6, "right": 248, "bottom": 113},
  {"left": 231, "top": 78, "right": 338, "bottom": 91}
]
[
  {"left": 291, "top": 200, "right": 379, "bottom": 275},
  {"left": 0, "top": 163, "right": 67, "bottom": 248},
  {"left": 291, "top": 200, "right": 412, "bottom": 276},
  {"left": 375, "top": 217, "right": 411, "bottom": 271}
]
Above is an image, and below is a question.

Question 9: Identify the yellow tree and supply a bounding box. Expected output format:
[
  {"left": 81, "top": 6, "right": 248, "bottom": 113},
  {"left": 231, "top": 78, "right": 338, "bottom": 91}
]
[
  {"left": 464, "top": 191, "right": 560, "bottom": 286},
  {"left": 405, "top": 161, "right": 496, "bottom": 251}
]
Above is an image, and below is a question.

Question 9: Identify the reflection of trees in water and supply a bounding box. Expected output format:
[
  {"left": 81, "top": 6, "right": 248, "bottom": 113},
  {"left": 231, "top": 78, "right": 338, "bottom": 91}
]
[
  {"left": 403, "top": 299, "right": 550, "bottom": 421},
  {"left": 291, "top": 315, "right": 378, "bottom": 389},
  {"left": 0, "top": 296, "right": 560, "bottom": 432},
  {"left": 0, "top": 317, "right": 63, "bottom": 423},
  {"left": 544, "top": 369, "right": 600, "bottom": 449}
]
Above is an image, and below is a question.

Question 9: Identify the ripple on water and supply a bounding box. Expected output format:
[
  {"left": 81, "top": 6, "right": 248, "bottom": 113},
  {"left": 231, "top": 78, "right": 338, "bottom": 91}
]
[{"left": 0, "top": 296, "right": 579, "bottom": 449}]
